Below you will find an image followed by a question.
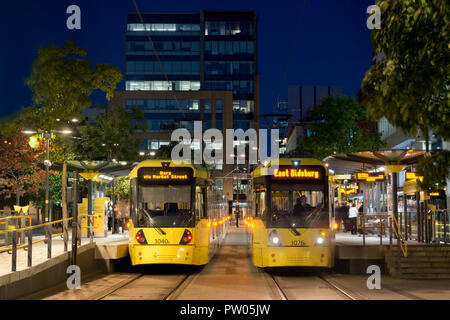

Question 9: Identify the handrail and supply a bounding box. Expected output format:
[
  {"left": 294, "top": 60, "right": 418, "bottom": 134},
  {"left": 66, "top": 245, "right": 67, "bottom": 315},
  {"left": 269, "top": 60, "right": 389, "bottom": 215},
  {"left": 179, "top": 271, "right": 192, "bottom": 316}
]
[
  {"left": 0, "top": 232, "right": 64, "bottom": 253},
  {"left": 0, "top": 216, "right": 32, "bottom": 229},
  {"left": 357, "top": 214, "right": 390, "bottom": 229},
  {"left": 390, "top": 215, "right": 408, "bottom": 258},
  {"left": 0, "top": 217, "right": 73, "bottom": 233},
  {"left": 0, "top": 217, "right": 74, "bottom": 271}
]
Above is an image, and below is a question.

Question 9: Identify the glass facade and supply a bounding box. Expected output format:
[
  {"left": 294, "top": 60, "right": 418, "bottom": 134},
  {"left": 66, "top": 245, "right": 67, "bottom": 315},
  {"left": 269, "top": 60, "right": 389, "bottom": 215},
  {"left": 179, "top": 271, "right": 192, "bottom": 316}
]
[
  {"left": 126, "top": 99, "right": 200, "bottom": 112},
  {"left": 125, "top": 11, "right": 257, "bottom": 133},
  {"left": 127, "top": 23, "right": 201, "bottom": 32},
  {"left": 126, "top": 80, "right": 200, "bottom": 91},
  {"left": 205, "top": 21, "right": 253, "bottom": 36}
]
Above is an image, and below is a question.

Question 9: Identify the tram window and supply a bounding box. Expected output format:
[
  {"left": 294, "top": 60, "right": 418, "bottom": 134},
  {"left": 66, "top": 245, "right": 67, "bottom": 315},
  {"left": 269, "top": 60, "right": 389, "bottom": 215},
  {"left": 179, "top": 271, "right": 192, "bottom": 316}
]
[
  {"left": 195, "top": 186, "right": 206, "bottom": 219},
  {"left": 269, "top": 188, "right": 327, "bottom": 228},
  {"left": 136, "top": 185, "right": 192, "bottom": 227},
  {"left": 255, "top": 190, "right": 266, "bottom": 218}
]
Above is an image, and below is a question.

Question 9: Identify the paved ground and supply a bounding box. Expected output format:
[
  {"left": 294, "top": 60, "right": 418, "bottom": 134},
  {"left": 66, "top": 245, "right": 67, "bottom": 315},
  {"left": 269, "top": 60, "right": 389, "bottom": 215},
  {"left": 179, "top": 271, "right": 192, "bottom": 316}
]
[
  {"left": 0, "top": 231, "right": 128, "bottom": 276},
  {"left": 323, "top": 274, "right": 450, "bottom": 300},
  {"left": 29, "top": 226, "right": 450, "bottom": 300},
  {"left": 171, "top": 226, "right": 280, "bottom": 300}
]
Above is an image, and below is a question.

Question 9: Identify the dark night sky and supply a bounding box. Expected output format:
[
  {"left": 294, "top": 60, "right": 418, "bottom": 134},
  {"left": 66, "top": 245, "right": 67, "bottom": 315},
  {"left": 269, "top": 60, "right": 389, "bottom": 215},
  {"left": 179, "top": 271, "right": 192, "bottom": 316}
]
[{"left": 0, "top": 0, "right": 375, "bottom": 120}]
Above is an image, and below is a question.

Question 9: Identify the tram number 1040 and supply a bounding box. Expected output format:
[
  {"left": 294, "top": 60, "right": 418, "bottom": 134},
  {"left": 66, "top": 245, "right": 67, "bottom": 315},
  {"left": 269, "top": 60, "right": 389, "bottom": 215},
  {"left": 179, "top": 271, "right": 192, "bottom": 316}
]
[{"left": 155, "top": 239, "right": 169, "bottom": 244}]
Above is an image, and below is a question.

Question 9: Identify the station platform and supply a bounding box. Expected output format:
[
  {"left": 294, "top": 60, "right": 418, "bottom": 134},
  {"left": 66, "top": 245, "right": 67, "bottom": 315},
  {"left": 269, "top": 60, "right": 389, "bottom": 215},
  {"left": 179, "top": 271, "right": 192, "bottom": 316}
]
[{"left": 0, "top": 231, "right": 129, "bottom": 299}]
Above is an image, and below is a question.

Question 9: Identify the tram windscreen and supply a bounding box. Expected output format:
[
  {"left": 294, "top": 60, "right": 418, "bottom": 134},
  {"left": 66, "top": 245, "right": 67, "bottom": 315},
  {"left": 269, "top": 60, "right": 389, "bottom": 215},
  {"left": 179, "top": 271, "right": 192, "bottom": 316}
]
[
  {"left": 266, "top": 185, "right": 329, "bottom": 228},
  {"left": 136, "top": 185, "right": 193, "bottom": 227}
]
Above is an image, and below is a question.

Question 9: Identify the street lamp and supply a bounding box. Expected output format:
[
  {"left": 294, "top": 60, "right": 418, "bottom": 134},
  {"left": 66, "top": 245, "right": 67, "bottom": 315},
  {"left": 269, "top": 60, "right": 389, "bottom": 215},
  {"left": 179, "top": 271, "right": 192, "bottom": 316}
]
[{"left": 22, "top": 129, "right": 72, "bottom": 225}]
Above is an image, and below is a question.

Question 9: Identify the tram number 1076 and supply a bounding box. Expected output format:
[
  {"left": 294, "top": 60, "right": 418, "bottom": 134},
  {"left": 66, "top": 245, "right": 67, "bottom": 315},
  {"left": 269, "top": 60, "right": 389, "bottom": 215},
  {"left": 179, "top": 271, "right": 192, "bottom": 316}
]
[
  {"left": 155, "top": 239, "right": 169, "bottom": 244},
  {"left": 291, "top": 240, "right": 307, "bottom": 247}
]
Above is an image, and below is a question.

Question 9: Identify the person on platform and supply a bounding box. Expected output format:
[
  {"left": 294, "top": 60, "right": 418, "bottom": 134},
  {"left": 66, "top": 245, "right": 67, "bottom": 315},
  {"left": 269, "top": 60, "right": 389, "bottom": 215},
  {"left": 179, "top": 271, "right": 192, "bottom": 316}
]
[
  {"left": 349, "top": 202, "right": 358, "bottom": 235},
  {"left": 358, "top": 202, "right": 364, "bottom": 235}
]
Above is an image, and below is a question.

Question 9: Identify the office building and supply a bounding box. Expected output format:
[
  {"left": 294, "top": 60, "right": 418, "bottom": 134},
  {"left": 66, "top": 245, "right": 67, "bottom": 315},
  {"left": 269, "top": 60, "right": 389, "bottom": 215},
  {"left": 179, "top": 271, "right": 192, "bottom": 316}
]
[{"left": 110, "top": 11, "right": 259, "bottom": 203}]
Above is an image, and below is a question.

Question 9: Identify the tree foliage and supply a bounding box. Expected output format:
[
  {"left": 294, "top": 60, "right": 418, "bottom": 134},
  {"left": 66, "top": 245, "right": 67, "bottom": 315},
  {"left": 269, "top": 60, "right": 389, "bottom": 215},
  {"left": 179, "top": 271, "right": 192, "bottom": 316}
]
[
  {"left": 72, "top": 104, "right": 147, "bottom": 161},
  {"left": 291, "top": 96, "right": 386, "bottom": 159},
  {"left": 2, "top": 40, "right": 122, "bottom": 136},
  {"left": 106, "top": 176, "right": 130, "bottom": 200},
  {"left": 361, "top": 0, "right": 450, "bottom": 141},
  {"left": 0, "top": 133, "right": 46, "bottom": 204},
  {"left": 417, "top": 151, "right": 450, "bottom": 193},
  {"left": 34, "top": 173, "right": 63, "bottom": 210}
]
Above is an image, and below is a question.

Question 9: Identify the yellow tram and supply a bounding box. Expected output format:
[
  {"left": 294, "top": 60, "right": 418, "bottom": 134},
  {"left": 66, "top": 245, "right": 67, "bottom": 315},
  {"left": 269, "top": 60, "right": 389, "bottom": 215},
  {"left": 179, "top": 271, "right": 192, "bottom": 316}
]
[
  {"left": 247, "top": 158, "right": 336, "bottom": 268},
  {"left": 128, "top": 160, "right": 229, "bottom": 266}
]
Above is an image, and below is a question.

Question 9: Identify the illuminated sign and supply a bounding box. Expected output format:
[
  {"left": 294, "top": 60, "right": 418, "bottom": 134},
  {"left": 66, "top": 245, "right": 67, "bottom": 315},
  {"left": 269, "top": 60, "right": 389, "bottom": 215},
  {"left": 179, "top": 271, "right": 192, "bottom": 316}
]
[
  {"left": 335, "top": 174, "right": 352, "bottom": 180},
  {"left": 142, "top": 171, "right": 189, "bottom": 181},
  {"left": 429, "top": 191, "right": 444, "bottom": 198},
  {"left": 405, "top": 172, "right": 423, "bottom": 182},
  {"left": 274, "top": 169, "right": 320, "bottom": 179},
  {"left": 357, "top": 172, "right": 385, "bottom": 182},
  {"left": 138, "top": 167, "right": 192, "bottom": 185},
  {"left": 340, "top": 186, "right": 358, "bottom": 194}
]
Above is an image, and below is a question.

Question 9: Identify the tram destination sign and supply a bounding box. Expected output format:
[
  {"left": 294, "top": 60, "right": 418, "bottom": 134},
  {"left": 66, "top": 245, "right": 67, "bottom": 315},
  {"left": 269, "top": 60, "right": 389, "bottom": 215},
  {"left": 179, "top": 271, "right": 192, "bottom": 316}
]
[
  {"left": 271, "top": 166, "right": 325, "bottom": 184},
  {"left": 138, "top": 167, "right": 193, "bottom": 185},
  {"left": 357, "top": 172, "right": 385, "bottom": 182}
]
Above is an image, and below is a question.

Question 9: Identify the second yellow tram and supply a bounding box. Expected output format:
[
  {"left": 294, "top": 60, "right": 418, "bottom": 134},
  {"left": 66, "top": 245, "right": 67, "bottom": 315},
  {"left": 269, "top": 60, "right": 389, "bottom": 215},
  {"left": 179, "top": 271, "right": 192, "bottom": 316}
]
[
  {"left": 247, "top": 158, "right": 336, "bottom": 268},
  {"left": 128, "top": 160, "right": 229, "bottom": 266}
]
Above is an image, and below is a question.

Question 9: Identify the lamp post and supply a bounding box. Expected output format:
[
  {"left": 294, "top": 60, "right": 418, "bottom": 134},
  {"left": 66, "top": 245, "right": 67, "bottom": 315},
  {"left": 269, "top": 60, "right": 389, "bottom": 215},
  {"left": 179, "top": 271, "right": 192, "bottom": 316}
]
[{"left": 22, "top": 129, "right": 72, "bottom": 225}]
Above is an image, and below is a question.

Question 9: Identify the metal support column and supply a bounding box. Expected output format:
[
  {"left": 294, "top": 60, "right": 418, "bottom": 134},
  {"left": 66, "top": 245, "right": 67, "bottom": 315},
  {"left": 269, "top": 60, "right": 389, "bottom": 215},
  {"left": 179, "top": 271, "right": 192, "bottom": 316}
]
[
  {"left": 416, "top": 191, "right": 422, "bottom": 242},
  {"left": 88, "top": 179, "right": 93, "bottom": 242},
  {"left": 12, "top": 230, "right": 17, "bottom": 272},
  {"left": 403, "top": 194, "right": 408, "bottom": 240},
  {"left": 112, "top": 179, "right": 115, "bottom": 234},
  {"left": 27, "top": 229, "right": 32, "bottom": 267},
  {"left": 71, "top": 171, "right": 79, "bottom": 266},
  {"left": 392, "top": 172, "right": 401, "bottom": 261}
]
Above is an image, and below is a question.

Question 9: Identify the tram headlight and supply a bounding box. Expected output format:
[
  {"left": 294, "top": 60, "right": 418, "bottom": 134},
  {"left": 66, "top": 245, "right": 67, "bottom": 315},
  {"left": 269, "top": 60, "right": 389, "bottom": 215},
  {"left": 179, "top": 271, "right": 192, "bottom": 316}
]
[
  {"left": 268, "top": 230, "right": 281, "bottom": 246},
  {"left": 315, "top": 236, "right": 326, "bottom": 245}
]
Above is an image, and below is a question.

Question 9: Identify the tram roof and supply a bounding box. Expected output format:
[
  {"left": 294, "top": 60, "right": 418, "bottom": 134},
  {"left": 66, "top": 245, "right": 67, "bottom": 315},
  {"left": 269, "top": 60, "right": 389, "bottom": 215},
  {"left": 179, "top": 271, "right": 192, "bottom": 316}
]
[
  {"left": 252, "top": 158, "right": 327, "bottom": 178},
  {"left": 129, "top": 160, "right": 209, "bottom": 179}
]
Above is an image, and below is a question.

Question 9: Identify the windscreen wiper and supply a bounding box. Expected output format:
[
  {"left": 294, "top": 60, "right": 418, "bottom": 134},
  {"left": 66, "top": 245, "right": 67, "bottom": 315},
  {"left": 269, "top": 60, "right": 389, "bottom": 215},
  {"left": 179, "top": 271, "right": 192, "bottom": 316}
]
[
  {"left": 141, "top": 208, "right": 166, "bottom": 235},
  {"left": 289, "top": 225, "right": 301, "bottom": 236}
]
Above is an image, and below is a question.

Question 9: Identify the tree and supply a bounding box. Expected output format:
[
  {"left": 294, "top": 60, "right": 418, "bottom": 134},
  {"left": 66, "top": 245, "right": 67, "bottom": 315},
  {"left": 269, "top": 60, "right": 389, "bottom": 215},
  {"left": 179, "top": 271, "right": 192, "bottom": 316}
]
[
  {"left": 417, "top": 151, "right": 450, "bottom": 193},
  {"left": 0, "top": 133, "right": 46, "bottom": 206},
  {"left": 72, "top": 104, "right": 147, "bottom": 161},
  {"left": 361, "top": 0, "right": 450, "bottom": 146},
  {"left": 291, "top": 96, "right": 386, "bottom": 159},
  {"left": 1, "top": 40, "right": 122, "bottom": 136},
  {"left": 157, "top": 141, "right": 179, "bottom": 159},
  {"left": 106, "top": 176, "right": 130, "bottom": 200},
  {"left": 34, "top": 173, "right": 63, "bottom": 210}
]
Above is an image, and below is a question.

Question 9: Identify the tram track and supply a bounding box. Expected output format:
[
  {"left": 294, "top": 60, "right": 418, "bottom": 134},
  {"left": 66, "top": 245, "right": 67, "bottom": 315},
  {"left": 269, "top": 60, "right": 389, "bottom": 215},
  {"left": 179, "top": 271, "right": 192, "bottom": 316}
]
[
  {"left": 265, "top": 271, "right": 360, "bottom": 300},
  {"left": 163, "top": 271, "right": 197, "bottom": 300},
  {"left": 91, "top": 271, "right": 197, "bottom": 300},
  {"left": 93, "top": 273, "right": 143, "bottom": 300},
  {"left": 317, "top": 275, "right": 359, "bottom": 300}
]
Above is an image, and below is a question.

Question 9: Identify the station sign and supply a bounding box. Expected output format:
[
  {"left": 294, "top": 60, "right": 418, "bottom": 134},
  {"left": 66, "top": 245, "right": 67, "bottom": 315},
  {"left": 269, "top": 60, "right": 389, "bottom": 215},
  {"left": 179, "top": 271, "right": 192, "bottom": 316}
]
[
  {"left": 357, "top": 172, "right": 385, "bottom": 182},
  {"left": 429, "top": 190, "right": 445, "bottom": 199},
  {"left": 405, "top": 171, "right": 423, "bottom": 182},
  {"left": 334, "top": 174, "right": 352, "bottom": 180},
  {"left": 340, "top": 186, "right": 358, "bottom": 194}
]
